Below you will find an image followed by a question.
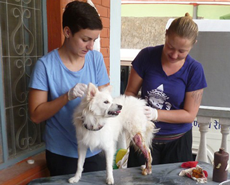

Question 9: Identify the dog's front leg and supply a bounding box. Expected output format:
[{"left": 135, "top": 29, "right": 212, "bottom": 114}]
[
  {"left": 104, "top": 148, "right": 115, "bottom": 184},
  {"left": 69, "top": 144, "right": 87, "bottom": 184}
]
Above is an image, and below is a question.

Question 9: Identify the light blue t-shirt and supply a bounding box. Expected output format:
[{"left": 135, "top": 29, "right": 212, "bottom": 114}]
[{"left": 29, "top": 49, "right": 110, "bottom": 158}]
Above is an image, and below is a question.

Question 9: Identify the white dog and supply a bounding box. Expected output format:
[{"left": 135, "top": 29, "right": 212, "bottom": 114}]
[{"left": 69, "top": 83, "right": 159, "bottom": 184}]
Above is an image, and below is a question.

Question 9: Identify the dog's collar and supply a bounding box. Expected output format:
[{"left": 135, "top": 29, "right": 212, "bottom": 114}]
[
  {"left": 81, "top": 116, "right": 104, "bottom": 131},
  {"left": 83, "top": 124, "right": 103, "bottom": 131}
]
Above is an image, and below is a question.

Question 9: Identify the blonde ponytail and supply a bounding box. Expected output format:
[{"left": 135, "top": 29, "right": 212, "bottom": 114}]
[{"left": 185, "top": 12, "right": 192, "bottom": 18}]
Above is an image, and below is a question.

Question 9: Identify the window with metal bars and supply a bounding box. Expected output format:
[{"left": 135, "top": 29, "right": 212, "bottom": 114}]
[{"left": 0, "top": 0, "right": 47, "bottom": 170}]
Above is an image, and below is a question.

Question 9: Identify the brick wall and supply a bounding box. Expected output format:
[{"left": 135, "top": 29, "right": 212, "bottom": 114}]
[{"left": 94, "top": 0, "right": 110, "bottom": 74}]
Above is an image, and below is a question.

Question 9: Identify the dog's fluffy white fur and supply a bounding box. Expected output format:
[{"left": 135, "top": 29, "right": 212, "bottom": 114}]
[{"left": 69, "top": 83, "right": 158, "bottom": 184}]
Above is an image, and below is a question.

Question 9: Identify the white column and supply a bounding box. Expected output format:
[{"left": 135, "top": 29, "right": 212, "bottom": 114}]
[
  {"left": 110, "top": 0, "right": 121, "bottom": 97},
  {"left": 219, "top": 118, "right": 230, "bottom": 152},
  {"left": 196, "top": 116, "right": 210, "bottom": 163},
  {"left": 110, "top": 0, "right": 124, "bottom": 150}
]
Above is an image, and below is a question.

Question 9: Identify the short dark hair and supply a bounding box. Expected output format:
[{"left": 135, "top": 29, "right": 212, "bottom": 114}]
[{"left": 62, "top": 1, "right": 103, "bottom": 35}]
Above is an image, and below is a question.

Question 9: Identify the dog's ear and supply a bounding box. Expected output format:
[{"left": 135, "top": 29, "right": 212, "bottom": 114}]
[{"left": 86, "top": 83, "right": 98, "bottom": 101}]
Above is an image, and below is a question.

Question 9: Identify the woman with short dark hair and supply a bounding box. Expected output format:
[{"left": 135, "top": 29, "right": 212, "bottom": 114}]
[{"left": 28, "top": 1, "right": 109, "bottom": 176}]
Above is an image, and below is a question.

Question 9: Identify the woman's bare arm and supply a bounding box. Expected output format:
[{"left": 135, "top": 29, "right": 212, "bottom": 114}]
[
  {"left": 157, "top": 89, "right": 203, "bottom": 123},
  {"left": 28, "top": 89, "right": 69, "bottom": 124},
  {"left": 124, "top": 67, "right": 143, "bottom": 96},
  {"left": 124, "top": 67, "right": 203, "bottom": 124},
  {"left": 29, "top": 82, "right": 110, "bottom": 124}
]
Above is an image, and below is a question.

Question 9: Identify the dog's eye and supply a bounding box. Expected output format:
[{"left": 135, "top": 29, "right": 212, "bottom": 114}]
[{"left": 104, "top": 100, "right": 109, "bottom": 104}]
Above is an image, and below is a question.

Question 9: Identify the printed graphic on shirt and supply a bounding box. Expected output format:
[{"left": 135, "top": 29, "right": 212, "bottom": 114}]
[{"left": 145, "top": 84, "right": 172, "bottom": 110}]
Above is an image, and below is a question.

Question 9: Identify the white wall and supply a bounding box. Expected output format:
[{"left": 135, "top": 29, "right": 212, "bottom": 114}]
[{"left": 110, "top": 0, "right": 121, "bottom": 97}]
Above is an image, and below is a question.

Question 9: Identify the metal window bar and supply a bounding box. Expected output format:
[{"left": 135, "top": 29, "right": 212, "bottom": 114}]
[{"left": 0, "top": 0, "right": 47, "bottom": 170}]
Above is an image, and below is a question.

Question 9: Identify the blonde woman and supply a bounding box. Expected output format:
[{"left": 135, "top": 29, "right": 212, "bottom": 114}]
[{"left": 125, "top": 13, "right": 207, "bottom": 166}]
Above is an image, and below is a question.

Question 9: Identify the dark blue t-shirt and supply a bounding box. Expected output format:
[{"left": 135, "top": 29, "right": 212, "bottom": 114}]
[{"left": 132, "top": 45, "right": 207, "bottom": 135}]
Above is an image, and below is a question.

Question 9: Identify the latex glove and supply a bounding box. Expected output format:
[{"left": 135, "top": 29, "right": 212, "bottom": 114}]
[
  {"left": 68, "top": 83, "right": 87, "bottom": 101},
  {"left": 144, "top": 106, "right": 158, "bottom": 121}
]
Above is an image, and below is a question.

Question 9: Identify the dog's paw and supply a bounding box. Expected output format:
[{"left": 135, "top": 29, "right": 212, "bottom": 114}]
[
  {"left": 141, "top": 167, "right": 152, "bottom": 176},
  {"left": 106, "top": 176, "right": 114, "bottom": 184},
  {"left": 140, "top": 164, "right": 152, "bottom": 175},
  {"left": 69, "top": 176, "right": 80, "bottom": 184}
]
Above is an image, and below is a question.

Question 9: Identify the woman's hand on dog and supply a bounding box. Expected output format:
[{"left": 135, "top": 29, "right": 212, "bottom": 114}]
[
  {"left": 68, "top": 83, "right": 87, "bottom": 101},
  {"left": 144, "top": 106, "right": 158, "bottom": 121}
]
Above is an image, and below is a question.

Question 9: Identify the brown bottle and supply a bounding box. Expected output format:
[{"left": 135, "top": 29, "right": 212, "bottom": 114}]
[{"left": 212, "top": 148, "right": 229, "bottom": 182}]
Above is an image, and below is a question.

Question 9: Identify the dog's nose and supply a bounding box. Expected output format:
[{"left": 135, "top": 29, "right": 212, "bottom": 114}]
[{"left": 118, "top": 105, "right": 122, "bottom": 110}]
